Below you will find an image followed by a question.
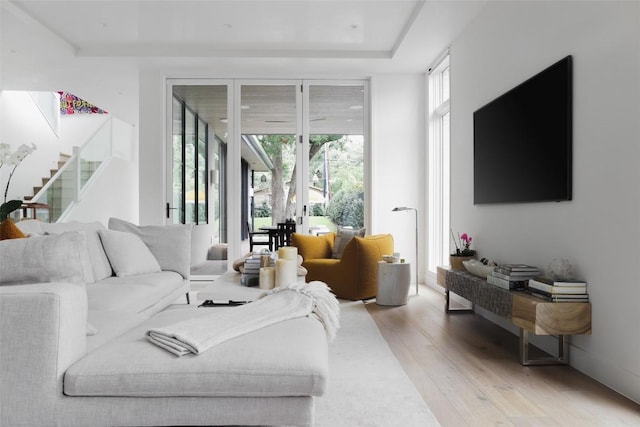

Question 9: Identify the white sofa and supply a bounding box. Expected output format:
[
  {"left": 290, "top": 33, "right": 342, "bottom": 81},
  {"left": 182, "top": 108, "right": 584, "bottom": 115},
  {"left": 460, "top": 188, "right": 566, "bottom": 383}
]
[{"left": 0, "top": 219, "right": 328, "bottom": 426}]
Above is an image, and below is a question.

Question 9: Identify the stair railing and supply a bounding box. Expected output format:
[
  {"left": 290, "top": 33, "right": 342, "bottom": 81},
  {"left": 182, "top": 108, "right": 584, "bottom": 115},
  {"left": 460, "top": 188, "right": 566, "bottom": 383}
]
[{"left": 30, "top": 116, "right": 131, "bottom": 222}]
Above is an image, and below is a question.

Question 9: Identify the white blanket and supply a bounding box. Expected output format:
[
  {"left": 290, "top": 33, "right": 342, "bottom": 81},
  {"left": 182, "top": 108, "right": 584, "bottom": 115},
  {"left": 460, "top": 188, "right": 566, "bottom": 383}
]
[{"left": 147, "top": 281, "right": 340, "bottom": 357}]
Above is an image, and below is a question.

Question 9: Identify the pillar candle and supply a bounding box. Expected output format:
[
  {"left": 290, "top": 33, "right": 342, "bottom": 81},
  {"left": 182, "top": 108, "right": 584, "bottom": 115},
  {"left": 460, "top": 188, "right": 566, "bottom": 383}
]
[
  {"left": 278, "top": 246, "right": 298, "bottom": 260},
  {"left": 259, "top": 267, "right": 276, "bottom": 290},
  {"left": 275, "top": 259, "right": 297, "bottom": 288}
]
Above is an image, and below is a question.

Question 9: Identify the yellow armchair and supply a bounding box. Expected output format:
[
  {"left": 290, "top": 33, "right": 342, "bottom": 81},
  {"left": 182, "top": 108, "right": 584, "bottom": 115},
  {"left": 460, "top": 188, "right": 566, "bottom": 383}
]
[{"left": 291, "top": 232, "right": 394, "bottom": 300}]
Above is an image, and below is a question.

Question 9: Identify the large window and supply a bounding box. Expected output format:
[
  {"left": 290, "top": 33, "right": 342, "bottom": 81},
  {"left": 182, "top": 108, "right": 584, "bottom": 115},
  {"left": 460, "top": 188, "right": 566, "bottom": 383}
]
[{"left": 428, "top": 54, "right": 450, "bottom": 274}]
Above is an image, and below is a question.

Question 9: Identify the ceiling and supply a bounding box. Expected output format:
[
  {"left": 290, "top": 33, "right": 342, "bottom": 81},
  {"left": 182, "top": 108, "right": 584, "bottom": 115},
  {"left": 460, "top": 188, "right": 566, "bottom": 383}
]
[{"left": 1, "top": 0, "right": 487, "bottom": 126}]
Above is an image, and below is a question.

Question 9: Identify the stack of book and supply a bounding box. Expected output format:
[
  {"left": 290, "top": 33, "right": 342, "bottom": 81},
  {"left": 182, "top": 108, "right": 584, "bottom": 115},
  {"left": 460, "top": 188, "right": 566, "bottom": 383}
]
[
  {"left": 528, "top": 276, "right": 589, "bottom": 302},
  {"left": 241, "top": 254, "right": 265, "bottom": 287},
  {"left": 486, "top": 264, "right": 540, "bottom": 290}
]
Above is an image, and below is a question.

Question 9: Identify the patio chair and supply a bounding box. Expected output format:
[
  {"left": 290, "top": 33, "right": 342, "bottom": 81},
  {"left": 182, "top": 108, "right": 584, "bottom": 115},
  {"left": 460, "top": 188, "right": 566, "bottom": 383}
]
[{"left": 247, "top": 222, "right": 271, "bottom": 252}]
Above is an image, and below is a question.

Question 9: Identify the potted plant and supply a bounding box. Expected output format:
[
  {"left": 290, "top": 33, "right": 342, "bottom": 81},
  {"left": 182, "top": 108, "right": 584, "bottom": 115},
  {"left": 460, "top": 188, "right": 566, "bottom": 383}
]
[
  {"left": 0, "top": 143, "right": 36, "bottom": 239},
  {"left": 450, "top": 230, "right": 476, "bottom": 270}
]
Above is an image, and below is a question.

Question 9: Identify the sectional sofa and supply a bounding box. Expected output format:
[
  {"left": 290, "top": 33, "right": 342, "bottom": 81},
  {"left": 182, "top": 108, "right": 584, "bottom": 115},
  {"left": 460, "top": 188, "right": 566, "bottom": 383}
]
[{"left": 0, "top": 219, "right": 329, "bottom": 426}]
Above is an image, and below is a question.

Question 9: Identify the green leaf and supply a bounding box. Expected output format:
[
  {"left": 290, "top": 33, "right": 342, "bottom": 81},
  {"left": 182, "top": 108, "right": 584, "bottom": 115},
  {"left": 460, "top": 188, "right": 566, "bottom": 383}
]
[{"left": 0, "top": 200, "right": 23, "bottom": 221}]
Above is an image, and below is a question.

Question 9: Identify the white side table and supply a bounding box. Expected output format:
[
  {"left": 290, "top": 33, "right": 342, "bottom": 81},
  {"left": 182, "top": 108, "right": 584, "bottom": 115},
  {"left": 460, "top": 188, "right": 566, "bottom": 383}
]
[{"left": 376, "top": 261, "right": 411, "bottom": 306}]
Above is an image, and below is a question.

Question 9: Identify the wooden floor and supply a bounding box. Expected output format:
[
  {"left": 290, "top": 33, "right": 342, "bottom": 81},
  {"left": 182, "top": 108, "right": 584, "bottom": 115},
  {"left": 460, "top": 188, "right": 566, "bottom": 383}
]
[{"left": 366, "top": 284, "right": 640, "bottom": 427}]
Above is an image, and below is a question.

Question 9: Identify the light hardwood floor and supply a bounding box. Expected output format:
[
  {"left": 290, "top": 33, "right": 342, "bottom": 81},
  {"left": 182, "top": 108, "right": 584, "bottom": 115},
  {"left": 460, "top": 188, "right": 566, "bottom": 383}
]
[{"left": 366, "top": 284, "right": 640, "bottom": 427}]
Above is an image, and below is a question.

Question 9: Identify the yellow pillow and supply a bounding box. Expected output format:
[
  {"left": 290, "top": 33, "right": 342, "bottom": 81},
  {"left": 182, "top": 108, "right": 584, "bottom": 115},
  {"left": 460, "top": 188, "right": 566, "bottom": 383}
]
[{"left": 291, "top": 233, "right": 334, "bottom": 260}]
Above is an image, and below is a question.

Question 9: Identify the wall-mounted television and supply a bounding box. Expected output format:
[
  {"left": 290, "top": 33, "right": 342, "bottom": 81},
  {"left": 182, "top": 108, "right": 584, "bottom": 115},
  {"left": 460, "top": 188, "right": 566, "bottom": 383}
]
[{"left": 473, "top": 55, "right": 572, "bottom": 204}]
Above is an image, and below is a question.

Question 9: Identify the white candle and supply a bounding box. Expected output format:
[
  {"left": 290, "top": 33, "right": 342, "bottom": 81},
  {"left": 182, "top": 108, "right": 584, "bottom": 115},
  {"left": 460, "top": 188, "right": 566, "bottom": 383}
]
[
  {"left": 278, "top": 246, "right": 298, "bottom": 260},
  {"left": 275, "top": 259, "right": 297, "bottom": 288},
  {"left": 259, "top": 267, "right": 276, "bottom": 290}
]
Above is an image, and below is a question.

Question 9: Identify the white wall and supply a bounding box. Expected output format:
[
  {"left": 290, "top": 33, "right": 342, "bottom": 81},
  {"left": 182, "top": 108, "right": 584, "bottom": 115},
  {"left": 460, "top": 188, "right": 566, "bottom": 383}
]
[
  {"left": 371, "top": 74, "right": 426, "bottom": 284},
  {"left": 450, "top": 1, "right": 640, "bottom": 403}
]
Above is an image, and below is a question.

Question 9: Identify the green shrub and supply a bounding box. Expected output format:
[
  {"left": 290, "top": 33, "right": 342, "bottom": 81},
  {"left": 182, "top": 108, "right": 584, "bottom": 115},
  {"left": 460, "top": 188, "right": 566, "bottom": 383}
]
[
  {"left": 311, "top": 203, "right": 325, "bottom": 216},
  {"left": 326, "top": 191, "right": 364, "bottom": 228},
  {"left": 254, "top": 201, "right": 272, "bottom": 218}
]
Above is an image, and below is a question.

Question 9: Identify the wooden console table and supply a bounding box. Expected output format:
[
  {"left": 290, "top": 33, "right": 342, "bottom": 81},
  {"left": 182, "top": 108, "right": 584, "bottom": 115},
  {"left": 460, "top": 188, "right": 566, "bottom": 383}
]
[{"left": 436, "top": 267, "right": 591, "bottom": 366}]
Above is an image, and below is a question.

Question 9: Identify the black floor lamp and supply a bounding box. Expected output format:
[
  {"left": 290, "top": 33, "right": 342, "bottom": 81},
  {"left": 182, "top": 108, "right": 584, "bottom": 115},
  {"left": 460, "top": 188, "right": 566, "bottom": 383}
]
[{"left": 392, "top": 206, "right": 418, "bottom": 296}]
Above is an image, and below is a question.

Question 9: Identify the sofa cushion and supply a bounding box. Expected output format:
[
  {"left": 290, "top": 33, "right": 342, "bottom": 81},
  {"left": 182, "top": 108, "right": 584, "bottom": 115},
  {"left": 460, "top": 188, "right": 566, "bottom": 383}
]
[
  {"left": 38, "top": 221, "right": 113, "bottom": 282},
  {"left": 98, "top": 229, "right": 162, "bottom": 277},
  {"left": 87, "top": 271, "right": 186, "bottom": 314},
  {"left": 332, "top": 227, "right": 365, "bottom": 259},
  {"left": 64, "top": 306, "right": 328, "bottom": 398},
  {"left": 109, "top": 218, "right": 192, "bottom": 279},
  {"left": 0, "top": 231, "right": 92, "bottom": 286}
]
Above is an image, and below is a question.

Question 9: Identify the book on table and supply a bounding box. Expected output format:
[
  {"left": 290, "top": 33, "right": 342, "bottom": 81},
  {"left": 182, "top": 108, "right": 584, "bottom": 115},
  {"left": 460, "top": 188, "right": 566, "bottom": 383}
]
[
  {"left": 529, "top": 289, "right": 589, "bottom": 302},
  {"left": 528, "top": 279, "right": 587, "bottom": 294},
  {"left": 493, "top": 264, "right": 540, "bottom": 277},
  {"left": 492, "top": 270, "right": 538, "bottom": 281},
  {"left": 529, "top": 276, "right": 587, "bottom": 287},
  {"left": 487, "top": 274, "right": 528, "bottom": 290}
]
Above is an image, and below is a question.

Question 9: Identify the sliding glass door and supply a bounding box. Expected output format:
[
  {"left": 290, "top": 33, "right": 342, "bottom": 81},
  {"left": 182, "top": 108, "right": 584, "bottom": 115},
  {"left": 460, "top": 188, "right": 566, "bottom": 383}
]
[{"left": 166, "top": 79, "right": 368, "bottom": 259}]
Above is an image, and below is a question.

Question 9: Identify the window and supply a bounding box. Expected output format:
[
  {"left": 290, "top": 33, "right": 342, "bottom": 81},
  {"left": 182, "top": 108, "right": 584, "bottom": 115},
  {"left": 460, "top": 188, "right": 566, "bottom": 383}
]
[{"left": 428, "top": 54, "right": 450, "bottom": 275}]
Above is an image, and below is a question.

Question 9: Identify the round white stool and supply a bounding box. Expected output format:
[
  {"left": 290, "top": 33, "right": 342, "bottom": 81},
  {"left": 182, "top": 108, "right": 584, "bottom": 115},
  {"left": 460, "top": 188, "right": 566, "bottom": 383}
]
[{"left": 376, "top": 261, "right": 411, "bottom": 306}]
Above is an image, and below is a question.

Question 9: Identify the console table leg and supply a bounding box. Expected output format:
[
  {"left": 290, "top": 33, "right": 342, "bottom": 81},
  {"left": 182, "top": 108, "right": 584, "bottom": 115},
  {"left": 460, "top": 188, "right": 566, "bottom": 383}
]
[
  {"left": 445, "top": 290, "right": 474, "bottom": 314},
  {"left": 519, "top": 329, "right": 570, "bottom": 366}
]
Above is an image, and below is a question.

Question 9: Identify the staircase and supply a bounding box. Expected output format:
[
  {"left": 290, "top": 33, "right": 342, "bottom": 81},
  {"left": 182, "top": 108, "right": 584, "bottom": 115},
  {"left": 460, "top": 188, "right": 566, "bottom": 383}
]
[{"left": 26, "top": 152, "right": 102, "bottom": 222}]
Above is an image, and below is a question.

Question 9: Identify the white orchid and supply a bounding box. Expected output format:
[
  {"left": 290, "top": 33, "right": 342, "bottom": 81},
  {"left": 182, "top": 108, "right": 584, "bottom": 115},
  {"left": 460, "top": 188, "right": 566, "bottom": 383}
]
[{"left": 1, "top": 142, "right": 38, "bottom": 220}]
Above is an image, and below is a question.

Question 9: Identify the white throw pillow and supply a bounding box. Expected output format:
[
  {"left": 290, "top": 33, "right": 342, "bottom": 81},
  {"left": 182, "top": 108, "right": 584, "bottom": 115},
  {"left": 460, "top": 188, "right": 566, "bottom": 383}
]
[
  {"left": 97, "top": 229, "right": 162, "bottom": 277},
  {"left": 108, "top": 218, "right": 192, "bottom": 279},
  {"left": 41, "top": 221, "right": 113, "bottom": 282},
  {"left": 0, "top": 232, "right": 89, "bottom": 285},
  {"left": 332, "top": 227, "right": 366, "bottom": 259}
]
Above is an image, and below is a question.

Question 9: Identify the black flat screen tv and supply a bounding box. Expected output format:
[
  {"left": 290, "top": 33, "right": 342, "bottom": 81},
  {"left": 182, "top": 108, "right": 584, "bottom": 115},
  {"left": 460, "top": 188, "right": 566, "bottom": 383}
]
[{"left": 473, "top": 55, "right": 572, "bottom": 204}]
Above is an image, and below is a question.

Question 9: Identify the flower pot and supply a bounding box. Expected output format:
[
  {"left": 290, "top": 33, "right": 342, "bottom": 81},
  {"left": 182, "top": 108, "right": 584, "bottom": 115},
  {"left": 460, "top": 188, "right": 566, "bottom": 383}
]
[
  {"left": 449, "top": 255, "right": 475, "bottom": 271},
  {"left": 0, "top": 218, "right": 25, "bottom": 240}
]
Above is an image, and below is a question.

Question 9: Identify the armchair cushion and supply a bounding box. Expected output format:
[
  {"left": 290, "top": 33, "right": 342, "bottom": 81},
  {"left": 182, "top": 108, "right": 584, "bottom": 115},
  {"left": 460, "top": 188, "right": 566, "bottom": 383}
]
[{"left": 291, "top": 232, "right": 334, "bottom": 260}]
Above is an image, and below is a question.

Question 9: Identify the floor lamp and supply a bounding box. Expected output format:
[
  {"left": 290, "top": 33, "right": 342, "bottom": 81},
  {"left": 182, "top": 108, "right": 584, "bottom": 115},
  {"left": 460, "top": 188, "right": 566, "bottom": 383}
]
[{"left": 392, "top": 207, "right": 418, "bottom": 296}]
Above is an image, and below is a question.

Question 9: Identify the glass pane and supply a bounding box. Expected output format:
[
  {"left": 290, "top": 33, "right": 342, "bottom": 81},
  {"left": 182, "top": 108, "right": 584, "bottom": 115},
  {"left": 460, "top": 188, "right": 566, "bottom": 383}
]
[
  {"left": 442, "top": 66, "right": 450, "bottom": 102},
  {"left": 32, "top": 160, "right": 76, "bottom": 222},
  {"left": 308, "top": 85, "right": 365, "bottom": 234},
  {"left": 184, "top": 108, "right": 196, "bottom": 224},
  {"left": 171, "top": 96, "right": 183, "bottom": 224},
  {"left": 197, "top": 117, "right": 207, "bottom": 224},
  {"left": 242, "top": 85, "right": 297, "bottom": 238},
  {"left": 80, "top": 119, "right": 110, "bottom": 187}
]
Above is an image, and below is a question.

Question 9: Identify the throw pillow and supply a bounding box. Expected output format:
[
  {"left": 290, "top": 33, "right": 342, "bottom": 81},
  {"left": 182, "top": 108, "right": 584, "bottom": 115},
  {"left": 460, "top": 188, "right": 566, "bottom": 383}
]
[
  {"left": 97, "top": 229, "right": 162, "bottom": 277},
  {"left": 108, "top": 218, "right": 192, "bottom": 279},
  {"left": 41, "top": 221, "right": 112, "bottom": 282},
  {"left": 0, "top": 231, "right": 88, "bottom": 286},
  {"left": 332, "top": 227, "right": 366, "bottom": 259}
]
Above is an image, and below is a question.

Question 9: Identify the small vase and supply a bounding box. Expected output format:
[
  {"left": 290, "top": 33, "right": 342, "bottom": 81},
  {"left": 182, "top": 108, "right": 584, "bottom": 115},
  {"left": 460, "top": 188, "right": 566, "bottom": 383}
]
[
  {"left": 449, "top": 255, "right": 475, "bottom": 271},
  {"left": 0, "top": 218, "right": 26, "bottom": 240}
]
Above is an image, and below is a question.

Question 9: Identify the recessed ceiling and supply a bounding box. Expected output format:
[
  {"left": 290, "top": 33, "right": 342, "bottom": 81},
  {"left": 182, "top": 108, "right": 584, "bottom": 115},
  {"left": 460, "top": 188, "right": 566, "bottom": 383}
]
[{"left": 9, "top": 0, "right": 424, "bottom": 59}]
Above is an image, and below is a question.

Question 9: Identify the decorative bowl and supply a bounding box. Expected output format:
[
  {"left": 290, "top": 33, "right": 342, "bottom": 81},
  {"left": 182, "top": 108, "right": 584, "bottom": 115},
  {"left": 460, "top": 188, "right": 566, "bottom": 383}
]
[
  {"left": 462, "top": 260, "right": 495, "bottom": 278},
  {"left": 382, "top": 255, "right": 398, "bottom": 263}
]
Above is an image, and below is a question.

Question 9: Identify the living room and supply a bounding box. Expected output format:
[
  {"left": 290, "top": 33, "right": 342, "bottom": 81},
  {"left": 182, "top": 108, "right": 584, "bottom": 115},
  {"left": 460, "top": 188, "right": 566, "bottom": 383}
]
[{"left": 1, "top": 1, "right": 639, "bottom": 425}]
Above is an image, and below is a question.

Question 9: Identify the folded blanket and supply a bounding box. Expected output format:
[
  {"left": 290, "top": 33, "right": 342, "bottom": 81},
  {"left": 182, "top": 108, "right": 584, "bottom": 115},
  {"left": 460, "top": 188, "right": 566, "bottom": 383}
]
[{"left": 147, "top": 281, "right": 340, "bottom": 357}]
